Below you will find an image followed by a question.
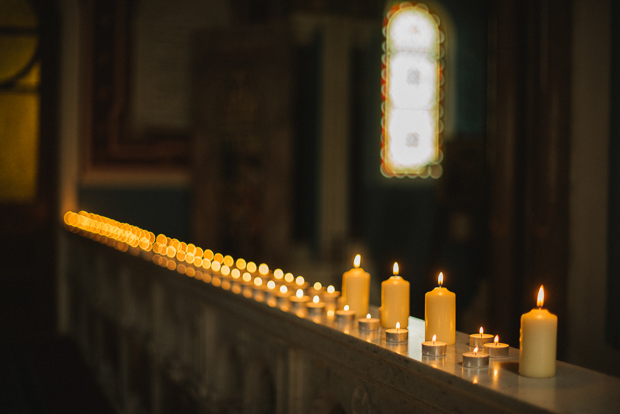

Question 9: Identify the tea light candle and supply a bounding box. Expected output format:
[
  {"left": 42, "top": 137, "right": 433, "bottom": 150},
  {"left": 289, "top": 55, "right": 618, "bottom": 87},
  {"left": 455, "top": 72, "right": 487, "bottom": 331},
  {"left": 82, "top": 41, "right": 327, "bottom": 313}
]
[
  {"left": 335, "top": 305, "right": 356, "bottom": 324},
  {"left": 289, "top": 288, "right": 310, "bottom": 313},
  {"left": 306, "top": 295, "right": 325, "bottom": 319},
  {"left": 358, "top": 313, "right": 380, "bottom": 331},
  {"left": 294, "top": 276, "right": 310, "bottom": 293},
  {"left": 422, "top": 334, "right": 447, "bottom": 357},
  {"left": 342, "top": 254, "right": 370, "bottom": 319},
  {"left": 381, "top": 262, "right": 410, "bottom": 329},
  {"left": 321, "top": 285, "right": 340, "bottom": 311},
  {"left": 484, "top": 335, "right": 509, "bottom": 358},
  {"left": 386, "top": 322, "right": 408, "bottom": 343},
  {"left": 252, "top": 277, "right": 267, "bottom": 300},
  {"left": 470, "top": 327, "right": 494, "bottom": 347},
  {"left": 275, "top": 285, "right": 290, "bottom": 309},
  {"left": 425, "top": 272, "right": 456, "bottom": 345},
  {"left": 264, "top": 280, "right": 277, "bottom": 302},
  {"left": 519, "top": 285, "right": 557, "bottom": 378},
  {"left": 462, "top": 347, "right": 489, "bottom": 368}
]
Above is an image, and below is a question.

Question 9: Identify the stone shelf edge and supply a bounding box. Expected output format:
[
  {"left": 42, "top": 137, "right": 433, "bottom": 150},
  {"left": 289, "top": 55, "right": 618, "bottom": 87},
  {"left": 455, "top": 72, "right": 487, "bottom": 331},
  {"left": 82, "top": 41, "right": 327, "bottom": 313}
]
[{"left": 61, "top": 230, "right": 620, "bottom": 414}]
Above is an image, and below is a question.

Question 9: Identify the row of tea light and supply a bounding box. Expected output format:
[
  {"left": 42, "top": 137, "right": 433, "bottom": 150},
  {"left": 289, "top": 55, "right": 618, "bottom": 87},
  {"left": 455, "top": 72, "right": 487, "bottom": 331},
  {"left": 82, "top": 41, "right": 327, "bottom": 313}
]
[{"left": 64, "top": 210, "right": 558, "bottom": 379}]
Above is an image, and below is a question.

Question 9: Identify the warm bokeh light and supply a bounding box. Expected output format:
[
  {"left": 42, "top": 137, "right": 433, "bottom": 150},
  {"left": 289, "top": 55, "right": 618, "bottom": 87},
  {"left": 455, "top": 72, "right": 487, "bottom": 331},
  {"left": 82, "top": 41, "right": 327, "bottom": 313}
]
[
  {"left": 473, "top": 347, "right": 478, "bottom": 354},
  {"left": 186, "top": 243, "right": 196, "bottom": 254},
  {"left": 313, "top": 295, "right": 320, "bottom": 304},
  {"left": 537, "top": 285, "right": 545, "bottom": 308},
  {"left": 224, "top": 255, "right": 234, "bottom": 267},
  {"left": 354, "top": 254, "right": 361, "bottom": 268},
  {"left": 258, "top": 263, "right": 269, "bottom": 275},
  {"left": 204, "top": 249, "right": 214, "bottom": 260},
  {"left": 438, "top": 272, "right": 443, "bottom": 286},
  {"left": 479, "top": 327, "right": 484, "bottom": 335},
  {"left": 344, "top": 305, "right": 349, "bottom": 311},
  {"left": 295, "top": 276, "right": 305, "bottom": 286},
  {"left": 242, "top": 272, "right": 252, "bottom": 283},
  {"left": 494, "top": 335, "right": 499, "bottom": 345},
  {"left": 296, "top": 289, "right": 304, "bottom": 298},
  {"left": 247, "top": 262, "right": 257, "bottom": 273},
  {"left": 327, "top": 285, "right": 335, "bottom": 294},
  {"left": 432, "top": 334, "right": 436, "bottom": 344},
  {"left": 393, "top": 262, "right": 399, "bottom": 275},
  {"left": 267, "top": 280, "right": 276, "bottom": 290},
  {"left": 314, "top": 282, "right": 322, "bottom": 290},
  {"left": 273, "top": 269, "right": 283, "bottom": 280},
  {"left": 396, "top": 322, "right": 401, "bottom": 330},
  {"left": 231, "top": 268, "right": 240, "bottom": 279},
  {"left": 254, "top": 277, "right": 263, "bottom": 287},
  {"left": 214, "top": 253, "right": 224, "bottom": 263},
  {"left": 280, "top": 285, "right": 288, "bottom": 294},
  {"left": 202, "top": 259, "right": 211, "bottom": 270},
  {"left": 236, "top": 258, "right": 246, "bottom": 270},
  {"left": 221, "top": 265, "right": 230, "bottom": 276},
  {"left": 327, "top": 310, "right": 334, "bottom": 317},
  {"left": 211, "top": 261, "right": 221, "bottom": 272},
  {"left": 166, "top": 246, "right": 176, "bottom": 258},
  {"left": 195, "top": 247, "right": 203, "bottom": 258},
  {"left": 366, "top": 313, "right": 371, "bottom": 319},
  {"left": 284, "top": 273, "right": 294, "bottom": 283}
]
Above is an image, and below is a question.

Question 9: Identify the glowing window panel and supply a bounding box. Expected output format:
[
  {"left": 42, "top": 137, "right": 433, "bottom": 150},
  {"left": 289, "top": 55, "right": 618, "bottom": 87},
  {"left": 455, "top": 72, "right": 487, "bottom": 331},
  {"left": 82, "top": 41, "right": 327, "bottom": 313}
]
[{"left": 381, "top": 3, "right": 443, "bottom": 178}]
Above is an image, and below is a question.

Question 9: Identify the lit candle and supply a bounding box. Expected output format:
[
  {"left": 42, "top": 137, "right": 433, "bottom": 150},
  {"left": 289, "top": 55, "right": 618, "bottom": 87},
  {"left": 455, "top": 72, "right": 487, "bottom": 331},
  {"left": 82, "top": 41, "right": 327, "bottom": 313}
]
[
  {"left": 342, "top": 254, "right": 370, "bottom": 319},
  {"left": 386, "top": 321, "right": 408, "bottom": 343},
  {"left": 469, "top": 327, "right": 494, "bottom": 348},
  {"left": 425, "top": 272, "right": 456, "bottom": 345},
  {"left": 484, "top": 335, "right": 509, "bottom": 358},
  {"left": 519, "top": 286, "right": 557, "bottom": 378},
  {"left": 289, "top": 288, "right": 310, "bottom": 314},
  {"left": 305, "top": 295, "right": 326, "bottom": 319},
  {"left": 422, "top": 334, "right": 447, "bottom": 357},
  {"left": 381, "top": 262, "right": 410, "bottom": 329},
  {"left": 252, "top": 277, "right": 266, "bottom": 301},
  {"left": 462, "top": 346, "right": 489, "bottom": 368},
  {"left": 264, "top": 280, "right": 277, "bottom": 303},
  {"left": 358, "top": 313, "right": 380, "bottom": 331},
  {"left": 321, "top": 285, "right": 340, "bottom": 313},
  {"left": 335, "top": 304, "right": 356, "bottom": 325},
  {"left": 275, "top": 285, "right": 290, "bottom": 310}
]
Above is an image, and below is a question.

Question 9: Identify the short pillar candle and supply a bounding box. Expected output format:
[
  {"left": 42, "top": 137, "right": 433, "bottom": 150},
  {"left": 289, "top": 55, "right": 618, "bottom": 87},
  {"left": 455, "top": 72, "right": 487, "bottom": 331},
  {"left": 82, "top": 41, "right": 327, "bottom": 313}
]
[
  {"left": 342, "top": 254, "right": 370, "bottom": 319},
  {"left": 425, "top": 272, "right": 456, "bottom": 345},
  {"left": 519, "top": 286, "right": 557, "bottom": 378},
  {"left": 381, "top": 262, "right": 410, "bottom": 329}
]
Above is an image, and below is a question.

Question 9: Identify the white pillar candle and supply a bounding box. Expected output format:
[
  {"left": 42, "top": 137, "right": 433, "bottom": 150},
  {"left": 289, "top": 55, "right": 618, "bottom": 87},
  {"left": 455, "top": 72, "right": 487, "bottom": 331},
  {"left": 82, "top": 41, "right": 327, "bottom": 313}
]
[
  {"left": 342, "top": 254, "right": 370, "bottom": 319},
  {"left": 519, "top": 286, "right": 557, "bottom": 378},
  {"left": 381, "top": 262, "right": 410, "bottom": 329},
  {"left": 425, "top": 272, "right": 456, "bottom": 345}
]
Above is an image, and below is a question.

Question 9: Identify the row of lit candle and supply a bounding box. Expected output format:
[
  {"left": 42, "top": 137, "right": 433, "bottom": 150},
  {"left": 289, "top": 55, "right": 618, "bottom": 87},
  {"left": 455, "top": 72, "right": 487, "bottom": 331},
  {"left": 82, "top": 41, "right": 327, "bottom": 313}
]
[{"left": 64, "top": 210, "right": 557, "bottom": 378}]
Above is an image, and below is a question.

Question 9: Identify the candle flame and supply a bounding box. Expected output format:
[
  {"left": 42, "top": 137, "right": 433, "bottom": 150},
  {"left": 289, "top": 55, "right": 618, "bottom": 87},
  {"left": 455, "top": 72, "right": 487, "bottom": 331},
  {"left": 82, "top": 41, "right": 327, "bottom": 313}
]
[
  {"left": 267, "top": 280, "right": 275, "bottom": 289},
  {"left": 296, "top": 289, "right": 303, "bottom": 298},
  {"left": 366, "top": 313, "right": 371, "bottom": 319},
  {"left": 432, "top": 334, "right": 436, "bottom": 344},
  {"left": 273, "top": 269, "right": 283, "bottom": 280},
  {"left": 242, "top": 272, "right": 251, "bottom": 283},
  {"left": 258, "top": 263, "right": 269, "bottom": 275},
  {"left": 537, "top": 285, "right": 544, "bottom": 308},
  {"left": 314, "top": 282, "right": 322, "bottom": 290},
  {"left": 284, "top": 273, "right": 294, "bottom": 283},
  {"left": 393, "top": 262, "right": 399, "bottom": 275},
  {"left": 280, "top": 285, "right": 288, "bottom": 294},
  {"left": 438, "top": 272, "right": 443, "bottom": 286},
  {"left": 344, "top": 305, "right": 349, "bottom": 311},
  {"left": 254, "top": 277, "right": 262, "bottom": 287},
  {"left": 313, "top": 295, "right": 319, "bottom": 304},
  {"left": 396, "top": 322, "right": 401, "bottom": 330},
  {"left": 354, "top": 254, "right": 361, "bottom": 268},
  {"left": 296, "top": 276, "right": 305, "bottom": 286},
  {"left": 327, "top": 310, "right": 334, "bottom": 317},
  {"left": 494, "top": 335, "right": 499, "bottom": 345},
  {"left": 327, "top": 285, "right": 335, "bottom": 294},
  {"left": 473, "top": 347, "right": 478, "bottom": 354},
  {"left": 479, "top": 327, "right": 484, "bottom": 336}
]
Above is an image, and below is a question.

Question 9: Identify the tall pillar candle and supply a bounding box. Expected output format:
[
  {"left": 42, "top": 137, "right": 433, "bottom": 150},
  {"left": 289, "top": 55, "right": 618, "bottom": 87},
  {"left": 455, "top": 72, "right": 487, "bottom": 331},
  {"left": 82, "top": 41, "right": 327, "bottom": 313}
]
[
  {"left": 342, "top": 254, "right": 370, "bottom": 319},
  {"left": 381, "top": 262, "right": 410, "bottom": 329},
  {"left": 519, "top": 286, "right": 557, "bottom": 378},
  {"left": 425, "top": 272, "right": 456, "bottom": 345}
]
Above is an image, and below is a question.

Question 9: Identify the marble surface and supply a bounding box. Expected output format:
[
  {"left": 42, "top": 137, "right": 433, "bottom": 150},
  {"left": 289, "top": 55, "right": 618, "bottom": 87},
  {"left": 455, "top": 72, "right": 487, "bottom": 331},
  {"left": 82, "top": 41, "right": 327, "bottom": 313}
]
[{"left": 320, "top": 308, "right": 620, "bottom": 414}]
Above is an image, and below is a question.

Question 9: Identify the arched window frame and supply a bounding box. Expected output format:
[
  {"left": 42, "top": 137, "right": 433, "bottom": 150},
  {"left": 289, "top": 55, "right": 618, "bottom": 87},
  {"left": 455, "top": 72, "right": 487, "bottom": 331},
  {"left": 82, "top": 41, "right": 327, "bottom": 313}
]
[{"left": 381, "top": 2, "right": 445, "bottom": 179}]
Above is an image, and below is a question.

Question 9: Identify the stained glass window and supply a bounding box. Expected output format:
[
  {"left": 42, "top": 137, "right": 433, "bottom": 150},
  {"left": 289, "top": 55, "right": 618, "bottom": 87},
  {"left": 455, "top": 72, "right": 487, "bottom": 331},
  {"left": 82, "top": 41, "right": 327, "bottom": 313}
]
[{"left": 381, "top": 2, "right": 443, "bottom": 179}]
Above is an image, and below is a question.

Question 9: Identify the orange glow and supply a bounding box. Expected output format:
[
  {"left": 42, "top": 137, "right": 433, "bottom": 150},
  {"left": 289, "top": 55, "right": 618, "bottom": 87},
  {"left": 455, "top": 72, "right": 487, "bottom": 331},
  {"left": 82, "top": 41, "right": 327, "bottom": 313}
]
[
  {"left": 247, "top": 262, "right": 257, "bottom": 273},
  {"left": 179, "top": 242, "right": 187, "bottom": 252},
  {"left": 176, "top": 251, "right": 186, "bottom": 261},
  {"left": 202, "top": 259, "right": 211, "bottom": 270},
  {"left": 344, "top": 305, "right": 350, "bottom": 311},
  {"left": 254, "top": 277, "right": 263, "bottom": 287},
  {"left": 194, "top": 247, "right": 203, "bottom": 258},
  {"left": 193, "top": 257, "right": 202, "bottom": 267},
  {"left": 186, "top": 267, "right": 195, "bottom": 278},
  {"left": 354, "top": 254, "right": 361, "bottom": 268},
  {"left": 473, "top": 347, "right": 478, "bottom": 354},
  {"left": 177, "top": 264, "right": 186, "bottom": 274},
  {"left": 211, "top": 261, "right": 221, "bottom": 272},
  {"left": 537, "top": 285, "right": 545, "bottom": 308},
  {"left": 167, "top": 261, "right": 176, "bottom": 271},
  {"left": 242, "top": 272, "right": 251, "bottom": 283},
  {"left": 224, "top": 255, "right": 234, "bottom": 267},
  {"left": 204, "top": 249, "right": 214, "bottom": 260},
  {"left": 327, "top": 285, "right": 335, "bottom": 294},
  {"left": 185, "top": 252, "right": 195, "bottom": 264},
  {"left": 479, "top": 327, "right": 484, "bottom": 336},
  {"left": 280, "top": 285, "right": 288, "bottom": 294},
  {"left": 236, "top": 258, "right": 246, "bottom": 270},
  {"left": 231, "top": 268, "right": 240, "bottom": 279},
  {"left": 186, "top": 243, "right": 196, "bottom": 254},
  {"left": 396, "top": 322, "right": 401, "bottom": 330},
  {"left": 327, "top": 310, "right": 335, "bottom": 317},
  {"left": 267, "top": 280, "right": 276, "bottom": 290},
  {"left": 296, "top": 289, "right": 304, "bottom": 298},
  {"left": 214, "top": 253, "right": 223, "bottom": 263},
  {"left": 221, "top": 265, "right": 230, "bottom": 276},
  {"left": 295, "top": 276, "right": 305, "bottom": 286},
  {"left": 166, "top": 246, "right": 176, "bottom": 258},
  {"left": 212, "top": 278, "right": 221, "bottom": 287},
  {"left": 273, "top": 269, "right": 283, "bottom": 280},
  {"left": 259, "top": 263, "right": 269, "bottom": 275},
  {"left": 393, "top": 262, "right": 399, "bottom": 275},
  {"left": 284, "top": 273, "right": 294, "bottom": 283},
  {"left": 314, "top": 282, "right": 322, "bottom": 290},
  {"left": 432, "top": 334, "right": 436, "bottom": 344},
  {"left": 156, "top": 234, "right": 167, "bottom": 245},
  {"left": 494, "top": 335, "right": 499, "bottom": 345},
  {"left": 366, "top": 313, "right": 371, "bottom": 319},
  {"left": 313, "top": 295, "right": 320, "bottom": 304},
  {"left": 438, "top": 272, "right": 444, "bottom": 286}
]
